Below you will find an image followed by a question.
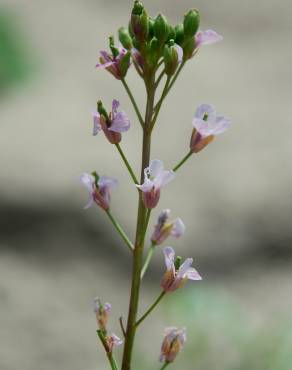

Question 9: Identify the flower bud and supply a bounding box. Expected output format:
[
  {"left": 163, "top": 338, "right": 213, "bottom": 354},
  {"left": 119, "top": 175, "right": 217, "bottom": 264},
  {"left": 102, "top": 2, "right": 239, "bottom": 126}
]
[
  {"left": 131, "top": 2, "right": 149, "bottom": 42},
  {"left": 148, "top": 37, "right": 160, "bottom": 66},
  {"left": 148, "top": 17, "right": 155, "bottom": 38},
  {"left": 174, "top": 23, "right": 184, "bottom": 46},
  {"left": 119, "top": 27, "right": 133, "bottom": 50},
  {"left": 183, "top": 37, "right": 196, "bottom": 60},
  {"left": 93, "top": 298, "right": 111, "bottom": 331},
  {"left": 164, "top": 41, "right": 179, "bottom": 76},
  {"left": 183, "top": 9, "right": 200, "bottom": 39},
  {"left": 119, "top": 51, "right": 131, "bottom": 78},
  {"left": 160, "top": 327, "right": 186, "bottom": 363},
  {"left": 154, "top": 14, "right": 169, "bottom": 44},
  {"left": 167, "top": 25, "right": 176, "bottom": 42}
]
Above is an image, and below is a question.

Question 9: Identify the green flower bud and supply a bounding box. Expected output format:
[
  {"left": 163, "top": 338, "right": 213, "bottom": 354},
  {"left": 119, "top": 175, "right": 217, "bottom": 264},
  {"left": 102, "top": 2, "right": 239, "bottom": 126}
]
[
  {"left": 167, "top": 24, "right": 175, "bottom": 42},
  {"left": 183, "top": 9, "right": 200, "bottom": 39},
  {"left": 148, "top": 37, "right": 160, "bottom": 66},
  {"left": 154, "top": 14, "right": 169, "bottom": 43},
  {"left": 175, "top": 23, "right": 184, "bottom": 46},
  {"left": 183, "top": 37, "right": 196, "bottom": 60},
  {"left": 174, "top": 256, "right": 182, "bottom": 271},
  {"left": 148, "top": 17, "right": 155, "bottom": 38},
  {"left": 119, "top": 51, "right": 131, "bottom": 78},
  {"left": 130, "top": 3, "right": 149, "bottom": 42},
  {"left": 118, "top": 27, "right": 133, "bottom": 50},
  {"left": 164, "top": 41, "right": 179, "bottom": 76}
]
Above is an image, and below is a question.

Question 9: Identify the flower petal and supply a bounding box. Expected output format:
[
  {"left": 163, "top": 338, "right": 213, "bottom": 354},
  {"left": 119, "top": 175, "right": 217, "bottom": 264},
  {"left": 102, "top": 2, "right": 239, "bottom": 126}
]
[
  {"left": 110, "top": 333, "right": 123, "bottom": 347},
  {"left": 195, "top": 103, "right": 216, "bottom": 121},
  {"left": 171, "top": 218, "right": 185, "bottom": 238},
  {"left": 163, "top": 246, "right": 175, "bottom": 271},
  {"left": 185, "top": 267, "right": 202, "bottom": 280},
  {"left": 212, "top": 116, "right": 231, "bottom": 135},
  {"left": 112, "top": 99, "right": 120, "bottom": 115},
  {"left": 177, "top": 258, "right": 193, "bottom": 279},
  {"left": 109, "top": 111, "right": 131, "bottom": 133},
  {"left": 136, "top": 177, "right": 154, "bottom": 193},
  {"left": 93, "top": 111, "right": 102, "bottom": 136},
  {"left": 149, "top": 159, "right": 164, "bottom": 178},
  {"left": 80, "top": 173, "right": 95, "bottom": 209},
  {"left": 196, "top": 29, "right": 223, "bottom": 47},
  {"left": 98, "top": 176, "right": 118, "bottom": 190},
  {"left": 154, "top": 170, "right": 175, "bottom": 189}
]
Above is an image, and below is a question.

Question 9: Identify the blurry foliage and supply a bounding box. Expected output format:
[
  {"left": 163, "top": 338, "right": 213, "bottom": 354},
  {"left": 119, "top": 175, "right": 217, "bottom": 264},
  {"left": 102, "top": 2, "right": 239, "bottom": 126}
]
[
  {"left": 0, "top": 10, "right": 35, "bottom": 94},
  {"left": 138, "top": 288, "right": 292, "bottom": 370}
]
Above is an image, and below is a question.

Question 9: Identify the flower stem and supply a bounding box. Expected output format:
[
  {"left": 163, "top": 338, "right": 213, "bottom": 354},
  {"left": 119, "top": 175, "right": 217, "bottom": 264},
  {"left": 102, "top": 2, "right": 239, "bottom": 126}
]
[
  {"left": 160, "top": 362, "right": 170, "bottom": 370},
  {"left": 165, "top": 61, "right": 185, "bottom": 98},
  {"left": 121, "top": 75, "right": 155, "bottom": 370},
  {"left": 106, "top": 210, "right": 134, "bottom": 252},
  {"left": 140, "top": 243, "right": 156, "bottom": 279},
  {"left": 121, "top": 78, "right": 144, "bottom": 128},
  {"left": 135, "top": 291, "right": 166, "bottom": 328},
  {"left": 173, "top": 151, "right": 193, "bottom": 172},
  {"left": 96, "top": 330, "right": 119, "bottom": 370},
  {"left": 115, "top": 143, "right": 139, "bottom": 184},
  {"left": 151, "top": 76, "right": 171, "bottom": 131}
]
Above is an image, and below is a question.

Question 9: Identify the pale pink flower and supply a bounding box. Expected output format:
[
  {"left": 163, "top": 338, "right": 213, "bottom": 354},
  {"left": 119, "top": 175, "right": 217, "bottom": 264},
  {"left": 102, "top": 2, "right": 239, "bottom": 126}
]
[
  {"left": 80, "top": 173, "right": 117, "bottom": 210},
  {"left": 190, "top": 103, "right": 230, "bottom": 153},
  {"left": 151, "top": 209, "right": 185, "bottom": 245},
  {"left": 93, "top": 298, "right": 111, "bottom": 331},
  {"left": 136, "top": 160, "right": 175, "bottom": 209},
  {"left": 195, "top": 29, "right": 223, "bottom": 48},
  {"left": 161, "top": 246, "right": 202, "bottom": 292},
  {"left": 96, "top": 47, "right": 130, "bottom": 80},
  {"left": 160, "top": 327, "right": 186, "bottom": 363},
  {"left": 93, "top": 100, "right": 130, "bottom": 144}
]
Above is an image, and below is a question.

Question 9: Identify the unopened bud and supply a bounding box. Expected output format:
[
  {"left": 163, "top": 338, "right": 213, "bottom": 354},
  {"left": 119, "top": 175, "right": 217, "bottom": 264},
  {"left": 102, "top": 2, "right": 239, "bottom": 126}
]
[
  {"left": 93, "top": 298, "right": 111, "bottom": 331},
  {"left": 174, "top": 23, "right": 184, "bottom": 46},
  {"left": 167, "top": 25, "right": 175, "bottom": 42},
  {"left": 183, "top": 37, "right": 196, "bottom": 60},
  {"left": 131, "top": 3, "right": 149, "bottom": 42},
  {"left": 119, "top": 51, "right": 131, "bottom": 78},
  {"left": 183, "top": 9, "right": 200, "bottom": 39},
  {"left": 154, "top": 14, "right": 169, "bottom": 44},
  {"left": 160, "top": 327, "right": 186, "bottom": 363},
  {"left": 164, "top": 41, "right": 179, "bottom": 76},
  {"left": 149, "top": 37, "right": 160, "bottom": 66},
  {"left": 119, "top": 27, "right": 133, "bottom": 50}
]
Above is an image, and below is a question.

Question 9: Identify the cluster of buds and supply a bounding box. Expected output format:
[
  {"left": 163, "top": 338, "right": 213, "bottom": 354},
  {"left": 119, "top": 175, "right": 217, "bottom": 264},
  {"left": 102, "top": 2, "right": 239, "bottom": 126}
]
[
  {"left": 95, "top": 1, "right": 223, "bottom": 80},
  {"left": 94, "top": 298, "right": 123, "bottom": 353}
]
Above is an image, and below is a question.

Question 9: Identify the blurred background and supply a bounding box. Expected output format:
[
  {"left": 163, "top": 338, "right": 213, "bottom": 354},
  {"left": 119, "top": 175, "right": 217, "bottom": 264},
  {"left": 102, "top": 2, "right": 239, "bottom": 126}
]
[{"left": 0, "top": 0, "right": 291, "bottom": 369}]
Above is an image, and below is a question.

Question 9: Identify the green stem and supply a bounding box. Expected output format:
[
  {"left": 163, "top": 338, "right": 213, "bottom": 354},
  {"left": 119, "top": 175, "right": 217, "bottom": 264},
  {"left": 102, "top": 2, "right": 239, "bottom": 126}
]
[
  {"left": 115, "top": 143, "right": 139, "bottom": 184},
  {"left": 140, "top": 243, "right": 156, "bottom": 279},
  {"left": 106, "top": 210, "right": 134, "bottom": 252},
  {"left": 135, "top": 291, "right": 166, "bottom": 327},
  {"left": 142, "top": 208, "right": 151, "bottom": 240},
  {"left": 121, "top": 78, "right": 144, "bottom": 128},
  {"left": 164, "top": 61, "right": 185, "bottom": 99},
  {"left": 160, "top": 362, "right": 170, "bottom": 370},
  {"left": 173, "top": 151, "right": 193, "bottom": 172},
  {"left": 97, "top": 330, "right": 119, "bottom": 370},
  {"left": 121, "top": 75, "right": 155, "bottom": 370},
  {"left": 150, "top": 76, "right": 171, "bottom": 131},
  {"left": 155, "top": 68, "right": 165, "bottom": 89}
]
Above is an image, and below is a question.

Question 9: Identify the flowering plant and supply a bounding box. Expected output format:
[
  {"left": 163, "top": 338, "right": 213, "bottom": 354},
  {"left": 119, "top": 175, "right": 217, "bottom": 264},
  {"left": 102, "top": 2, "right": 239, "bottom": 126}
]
[{"left": 81, "top": 2, "right": 230, "bottom": 369}]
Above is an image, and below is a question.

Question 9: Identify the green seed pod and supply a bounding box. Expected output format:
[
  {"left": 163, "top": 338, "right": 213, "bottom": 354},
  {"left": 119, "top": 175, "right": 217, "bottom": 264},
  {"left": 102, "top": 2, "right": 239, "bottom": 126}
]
[
  {"left": 97, "top": 100, "right": 109, "bottom": 121},
  {"left": 183, "top": 9, "right": 200, "bottom": 39},
  {"left": 174, "top": 256, "right": 182, "bottom": 271},
  {"left": 109, "top": 36, "right": 119, "bottom": 58},
  {"left": 119, "top": 27, "right": 133, "bottom": 50},
  {"left": 175, "top": 23, "right": 184, "bottom": 46},
  {"left": 91, "top": 171, "right": 100, "bottom": 187},
  {"left": 183, "top": 37, "right": 196, "bottom": 60},
  {"left": 154, "top": 14, "right": 169, "bottom": 43},
  {"left": 164, "top": 42, "right": 179, "bottom": 76}
]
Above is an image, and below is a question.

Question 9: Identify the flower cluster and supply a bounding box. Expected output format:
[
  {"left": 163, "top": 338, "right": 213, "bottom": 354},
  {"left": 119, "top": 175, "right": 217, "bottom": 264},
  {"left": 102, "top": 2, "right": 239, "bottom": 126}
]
[{"left": 80, "top": 1, "right": 231, "bottom": 369}]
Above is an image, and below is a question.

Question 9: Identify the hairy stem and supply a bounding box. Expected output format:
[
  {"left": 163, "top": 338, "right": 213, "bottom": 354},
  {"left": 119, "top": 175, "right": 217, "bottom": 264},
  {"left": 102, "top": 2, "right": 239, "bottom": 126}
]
[
  {"left": 115, "top": 143, "right": 139, "bottom": 184},
  {"left": 121, "top": 76, "right": 155, "bottom": 370},
  {"left": 106, "top": 210, "right": 134, "bottom": 252}
]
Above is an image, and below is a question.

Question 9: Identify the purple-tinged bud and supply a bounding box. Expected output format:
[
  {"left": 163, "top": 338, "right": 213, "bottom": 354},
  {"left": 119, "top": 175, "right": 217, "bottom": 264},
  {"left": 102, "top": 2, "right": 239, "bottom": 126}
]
[
  {"left": 174, "top": 23, "right": 184, "bottom": 46},
  {"left": 106, "top": 333, "right": 123, "bottom": 353},
  {"left": 183, "top": 9, "right": 200, "bottom": 39},
  {"left": 93, "top": 298, "right": 111, "bottom": 331},
  {"left": 151, "top": 209, "right": 185, "bottom": 245},
  {"left": 160, "top": 327, "right": 186, "bottom": 363},
  {"left": 131, "top": 2, "right": 149, "bottom": 42},
  {"left": 154, "top": 14, "right": 169, "bottom": 44},
  {"left": 119, "top": 27, "right": 133, "bottom": 50}
]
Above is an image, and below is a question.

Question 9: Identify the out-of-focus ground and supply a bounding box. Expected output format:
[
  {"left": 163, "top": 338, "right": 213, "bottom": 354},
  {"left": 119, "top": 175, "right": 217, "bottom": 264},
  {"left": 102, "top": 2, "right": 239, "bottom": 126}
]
[{"left": 0, "top": 0, "right": 291, "bottom": 369}]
